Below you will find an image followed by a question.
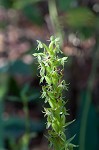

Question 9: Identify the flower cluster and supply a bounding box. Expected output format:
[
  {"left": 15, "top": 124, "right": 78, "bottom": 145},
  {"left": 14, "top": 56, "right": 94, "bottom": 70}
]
[{"left": 33, "top": 36, "right": 75, "bottom": 150}]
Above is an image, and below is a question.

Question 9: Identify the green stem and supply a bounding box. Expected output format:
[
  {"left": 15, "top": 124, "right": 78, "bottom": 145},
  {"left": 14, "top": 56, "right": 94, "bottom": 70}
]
[
  {"left": 24, "top": 97, "right": 30, "bottom": 134},
  {"left": 0, "top": 73, "right": 9, "bottom": 150},
  {"left": 79, "top": 38, "right": 99, "bottom": 150},
  {"left": 22, "top": 96, "right": 30, "bottom": 150},
  {"left": 48, "top": 0, "right": 63, "bottom": 46},
  {"left": 0, "top": 101, "right": 4, "bottom": 149}
]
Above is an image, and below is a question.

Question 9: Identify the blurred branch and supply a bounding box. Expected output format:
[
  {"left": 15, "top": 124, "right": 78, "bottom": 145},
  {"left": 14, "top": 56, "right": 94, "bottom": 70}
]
[{"left": 79, "top": 35, "right": 99, "bottom": 150}]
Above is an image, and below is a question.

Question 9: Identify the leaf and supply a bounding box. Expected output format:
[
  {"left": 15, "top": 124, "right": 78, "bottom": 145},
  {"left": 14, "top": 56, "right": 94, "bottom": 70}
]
[
  {"left": 46, "top": 66, "right": 52, "bottom": 73},
  {"left": 41, "top": 90, "right": 46, "bottom": 99},
  {"left": 0, "top": 73, "right": 8, "bottom": 99},
  {"left": 40, "top": 65, "right": 45, "bottom": 77},
  {"left": 61, "top": 7, "right": 96, "bottom": 29},
  {"left": 66, "top": 134, "right": 76, "bottom": 146},
  {"left": 47, "top": 116, "right": 52, "bottom": 129},
  {"left": 40, "top": 77, "right": 44, "bottom": 83},
  {"left": 48, "top": 92, "right": 55, "bottom": 100},
  {"left": 21, "top": 83, "right": 30, "bottom": 96},
  {"left": 43, "top": 43, "right": 49, "bottom": 51},
  {"left": 64, "top": 119, "right": 75, "bottom": 128},
  {"left": 45, "top": 76, "right": 51, "bottom": 85},
  {"left": 13, "top": 0, "right": 41, "bottom": 9},
  {"left": 46, "top": 122, "right": 51, "bottom": 129},
  {"left": 58, "top": 0, "right": 77, "bottom": 11},
  {"left": 4, "top": 117, "right": 45, "bottom": 138},
  {"left": 60, "top": 133, "right": 66, "bottom": 142},
  {"left": 38, "top": 55, "right": 42, "bottom": 63},
  {"left": 61, "top": 114, "right": 66, "bottom": 125}
]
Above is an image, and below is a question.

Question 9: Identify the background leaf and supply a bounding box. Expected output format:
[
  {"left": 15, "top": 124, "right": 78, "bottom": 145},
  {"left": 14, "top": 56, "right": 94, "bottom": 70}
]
[{"left": 58, "top": 0, "right": 77, "bottom": 11}]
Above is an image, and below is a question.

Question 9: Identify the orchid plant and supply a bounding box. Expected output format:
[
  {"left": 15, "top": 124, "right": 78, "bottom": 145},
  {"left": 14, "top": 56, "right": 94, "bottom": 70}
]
[{"left": 33, "top": 36, "right": 75, "bottom": 150}]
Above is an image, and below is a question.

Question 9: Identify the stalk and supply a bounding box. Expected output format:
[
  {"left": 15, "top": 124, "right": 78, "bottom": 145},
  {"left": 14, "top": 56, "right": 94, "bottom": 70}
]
[
  {"left": 0, "top": 100, "right": 4, "bottom": 149},
  {"left": 79, "top": 36, "right": 99, "bottom": 150},
  {"left": 48, "top": 0, "right": 64, "bottom": 46},
  {"left": 33, "top": 36, "right": 75, "bottom": 150}
]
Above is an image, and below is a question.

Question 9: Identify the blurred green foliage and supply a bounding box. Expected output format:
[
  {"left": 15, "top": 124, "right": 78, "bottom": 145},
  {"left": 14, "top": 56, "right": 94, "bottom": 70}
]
[
  {"left": 22, "top": 5, "right": 43, "bottom": 25},
  {"left": 58, "top": 0, "right": 77, "bottom": 11},
  {"left": 0, "top": 0, "right": 99, "bottom": 149},
  {"left": 13, "top": 0, "right": 42, "bottom": 9},
  {"left": 66, "top": 7, "right": 96, "bottom": 28}
]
